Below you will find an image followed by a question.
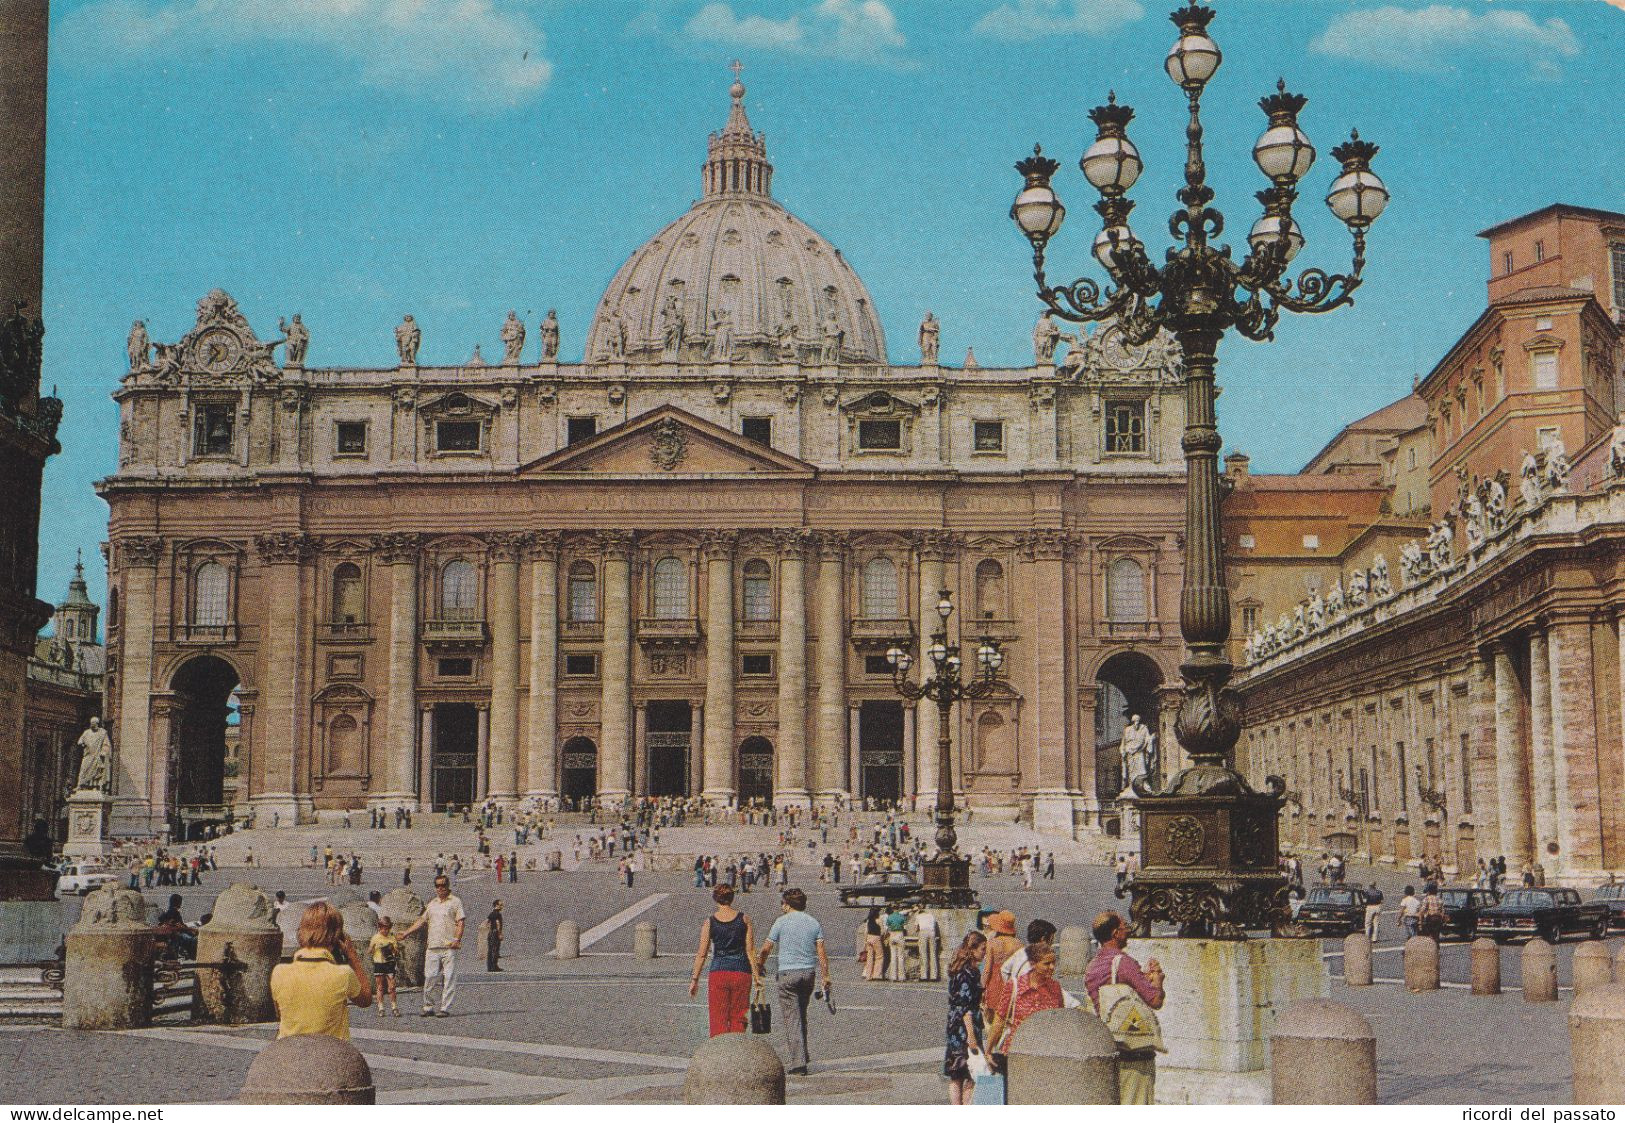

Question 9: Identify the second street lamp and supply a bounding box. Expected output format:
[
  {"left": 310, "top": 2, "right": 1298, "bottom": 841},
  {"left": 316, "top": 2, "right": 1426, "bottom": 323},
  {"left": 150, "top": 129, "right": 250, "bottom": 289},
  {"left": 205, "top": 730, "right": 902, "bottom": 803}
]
[{"left": 1010, "top": 1, "right": 1388, "bottom": 938}]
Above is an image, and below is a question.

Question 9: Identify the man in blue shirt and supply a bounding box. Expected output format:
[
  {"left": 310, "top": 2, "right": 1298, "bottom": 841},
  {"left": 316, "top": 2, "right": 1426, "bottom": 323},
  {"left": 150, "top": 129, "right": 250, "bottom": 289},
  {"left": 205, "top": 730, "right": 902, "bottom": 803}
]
[{"left": 755, "top": 887, "right": 829, "bottom": 1075}]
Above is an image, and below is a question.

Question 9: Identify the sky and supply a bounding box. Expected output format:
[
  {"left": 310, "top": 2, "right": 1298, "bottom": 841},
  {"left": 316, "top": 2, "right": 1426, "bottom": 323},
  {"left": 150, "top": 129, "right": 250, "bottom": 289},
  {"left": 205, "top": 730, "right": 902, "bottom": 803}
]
[{"left": 34, "top": 0, "right": 1625, "bottom": 608}]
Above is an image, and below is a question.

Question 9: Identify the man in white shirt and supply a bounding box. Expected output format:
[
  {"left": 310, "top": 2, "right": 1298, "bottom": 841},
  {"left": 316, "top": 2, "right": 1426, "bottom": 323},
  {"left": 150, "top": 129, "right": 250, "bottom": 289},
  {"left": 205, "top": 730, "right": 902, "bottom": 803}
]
[{"left": 400, "top": 876, "right": 464, "bottom": 1016}]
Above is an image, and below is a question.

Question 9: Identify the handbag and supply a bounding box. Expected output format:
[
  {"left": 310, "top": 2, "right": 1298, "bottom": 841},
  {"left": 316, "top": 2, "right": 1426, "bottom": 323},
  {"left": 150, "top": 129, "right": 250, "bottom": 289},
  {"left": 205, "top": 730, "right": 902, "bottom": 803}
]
[
  {"left": 1092, "top": 953, "right": 1166, "bottom": 1054},
  {"left": 965, "top": 1048, "right": 993, "bottom": 1079},
  {"left": 749, "top": 981, "right": 772, "bottom": 1034},
  {"left": 970, "top": 1071, "right": 1006, "bottom": 1105}
]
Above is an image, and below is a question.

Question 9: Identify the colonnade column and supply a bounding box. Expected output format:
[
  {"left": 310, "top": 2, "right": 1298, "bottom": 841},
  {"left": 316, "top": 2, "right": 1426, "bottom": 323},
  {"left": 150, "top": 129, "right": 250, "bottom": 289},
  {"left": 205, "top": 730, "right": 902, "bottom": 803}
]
[
  {"left": 1548, "top": 616, "right": 1601, "bottom": 874},
  {"left": 112, "top": 536, "right": 161, "bottom": 836},
  {"left": 1025, "top": 529, "right": 1073, "bottom": 834},
  {"left": 913, "top": 535, "right": 946, "bottom": 808},
  {"left": 774, "top": 530, "right": 810, "bottom": 807},
  {"left": 525, "top": 533, "right": 560, "bottom": 804},
  {"left": 701, "top": 531, "right": 737, "bottom": 804},
  {"left": 475, "top": 703, "right": 490, "bottom": 799},
  {"left": 486, "top": 532, "right": 526, "bottom": 805},
  {"left": 373, "top": 533, "right": 421, "bottom": 809},
  {"left": 633, "top": 703, "right": 648, "bottom": 798},
  {"left": 1528, "top": 628, "right": 1557, "bottom": 859},
  {"left": 597, "top": 531, "right": 633, "bottom": 803},
  {"left": 848, "top": 705, "right": 861, "bottom": 798},
  {"left": 1490, "top": 643, "right": 1533, "bottom": 864},
  {"left": 812, "top": 533, "right": 849, "bottom": 802},
  {"left": 418, "top": 704, "right": 433, "bottom": 807},
  {"left": 254, "top": 533, "right": 313, "bottom": 825}
]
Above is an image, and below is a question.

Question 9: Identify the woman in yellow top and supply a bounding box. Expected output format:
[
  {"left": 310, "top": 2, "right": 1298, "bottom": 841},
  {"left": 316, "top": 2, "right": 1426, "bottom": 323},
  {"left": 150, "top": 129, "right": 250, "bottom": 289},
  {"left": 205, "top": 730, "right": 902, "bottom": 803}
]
[
  {"left": 270, "top": 902, "right": 372, "bottom": 1040},
  {"left": 368, "top": 915, "right": 403, "bottom": 1017}
]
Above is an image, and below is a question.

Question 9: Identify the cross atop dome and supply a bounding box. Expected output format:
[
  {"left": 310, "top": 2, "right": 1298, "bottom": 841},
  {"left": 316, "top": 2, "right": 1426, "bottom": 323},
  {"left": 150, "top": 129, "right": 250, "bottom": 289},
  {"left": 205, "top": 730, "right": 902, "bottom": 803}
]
[{"left": 704, "top": 61, "right": 772, "bottom": 198}]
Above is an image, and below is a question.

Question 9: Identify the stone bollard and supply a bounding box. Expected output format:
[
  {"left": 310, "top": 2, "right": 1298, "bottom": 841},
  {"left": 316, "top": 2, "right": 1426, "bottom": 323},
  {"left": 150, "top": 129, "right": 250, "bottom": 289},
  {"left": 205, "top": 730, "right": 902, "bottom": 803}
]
[
  {"left": 238, "top": 1033, "right": 376, "bottom": 1104},
  {"left": 1056, "top": 927, "right": 1092, "bottom": 978},
  {"left": 556, "top": 919, "right": 581, "bottom": 960},
  {"left": 1521, "top": 937, "right": 1557, "bottom": 1002},
  {"left": 1271, "top": 999, "right": 1377, "bottom": 1104},
  {"left": 1572, "top": 941, "right": 1613, "bottom": 1000},
  {"left": 197, "top": 884, "right": 282, "bottom": 1024},
  {"left": 1006, "top": 1007, "right": 1119, "bottom": 1104},
  {"left": 62, "top": 887, "right": 155, "bottom": 1030},
  {"left": 338, "top": 901, "right": 380, "bottom": 989},
  {"left": 1403, "top": 935, "right": 1439, "bottom": 991},
  {"left": 681, "top": 1030, "right": 786, "bottom": 1104},
  {"left": 1343, "top": 933, "right": 1372, "bottom": 987},
  {"left": 1469, "top": 937, "right": 1501, "bottom": 996},
  {"left": 634, "top": 921, "right": 658, "bottom": 960},
  {"left": 379, "top": 889, "right": 426, "bottom": 988},
  {"left": 1570, "top": 983, "right": 1625, "bottom": 1104}
]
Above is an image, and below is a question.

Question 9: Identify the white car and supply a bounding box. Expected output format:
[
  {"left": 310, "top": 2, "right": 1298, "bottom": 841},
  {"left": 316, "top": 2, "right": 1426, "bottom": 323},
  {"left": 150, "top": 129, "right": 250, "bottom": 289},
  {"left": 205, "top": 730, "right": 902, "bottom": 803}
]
[{"left": 56, "top": 863, "right": 121, "bottom": 896}]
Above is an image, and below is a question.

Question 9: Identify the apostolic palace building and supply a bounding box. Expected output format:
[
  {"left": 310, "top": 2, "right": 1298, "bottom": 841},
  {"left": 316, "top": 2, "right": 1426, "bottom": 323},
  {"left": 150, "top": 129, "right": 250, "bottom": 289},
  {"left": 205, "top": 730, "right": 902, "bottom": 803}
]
[{"left": 97, "top": 79, "right": 1190, "bottom": 841}]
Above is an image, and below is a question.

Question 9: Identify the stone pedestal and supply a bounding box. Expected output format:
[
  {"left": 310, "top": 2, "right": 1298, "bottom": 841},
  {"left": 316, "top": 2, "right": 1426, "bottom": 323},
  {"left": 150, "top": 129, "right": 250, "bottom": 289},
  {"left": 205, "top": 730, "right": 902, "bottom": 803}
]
[
  {"left": 239, "top": 1034, "right": 376, "bottom": 1105},
  {"left": 1031, "top": 791, "right": 1079, "bottom": 837},
  {"left": 62, "top": 789, "right": 111, "bottom": 861},
  {"left": 1134, "top": 936, "right": 1328, "bottom": 1105},
  {"left": 197, "top": 884, "right": 282, "bottom": 1025},
  {"left": 62, "top": 887, "right": 154, "bottom": 1030},
  {"left": 1007, "top": 1007, "right": 1119, "bottom": 1104},
  {"left": 924, "top": 907, "right": 981, "bottom": 976}
]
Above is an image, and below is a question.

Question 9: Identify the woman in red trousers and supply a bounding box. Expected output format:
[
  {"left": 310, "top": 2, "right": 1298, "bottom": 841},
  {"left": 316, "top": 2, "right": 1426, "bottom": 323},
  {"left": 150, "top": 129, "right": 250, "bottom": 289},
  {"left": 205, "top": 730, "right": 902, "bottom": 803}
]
[{"left": 689, "top": 884, "right": 761, "bottom": 1035}]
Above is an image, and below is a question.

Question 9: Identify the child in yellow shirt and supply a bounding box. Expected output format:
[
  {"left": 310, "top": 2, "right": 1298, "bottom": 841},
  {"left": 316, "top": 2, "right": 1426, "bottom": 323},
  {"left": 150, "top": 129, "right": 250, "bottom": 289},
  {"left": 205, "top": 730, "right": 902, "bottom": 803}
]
[{"left": 367, "top": 916, "right": 403, "bottom": 1016}]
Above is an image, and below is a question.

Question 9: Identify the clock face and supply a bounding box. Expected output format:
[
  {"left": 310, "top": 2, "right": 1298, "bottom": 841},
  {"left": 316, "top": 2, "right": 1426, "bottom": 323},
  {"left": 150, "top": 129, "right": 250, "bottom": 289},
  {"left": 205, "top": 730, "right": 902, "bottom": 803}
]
[{"left": 195, "top": 327, "right": 242, "bottom": 373}]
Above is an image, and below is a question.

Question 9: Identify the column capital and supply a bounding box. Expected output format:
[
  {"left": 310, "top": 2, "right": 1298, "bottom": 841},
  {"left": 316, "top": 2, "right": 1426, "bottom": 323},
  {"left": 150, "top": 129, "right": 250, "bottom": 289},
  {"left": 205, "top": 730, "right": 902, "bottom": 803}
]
[
  {"left": 594, "top": 529, "right": 634, "bottom": 557},
  {"left": 115, "top": 534, "right": 164, "bottom": 568},
  {"left": 701, "top": 529, "right": 739, "bottom": 561},
  {"left": 372, "top": 532, "right": 422, "bottom": 565},
  {"left": 813, "top": 530, "right": 848, "bottom": 562},
  {"left": 484, "top": 530, "right": 532, "bottom": 562},
  {"left": 1019, "top": 527, "right": 1075, "bottom": 561},
  {"left": 526, "top": 530, "right": 563, "bottom": 561},
  {"left": 912, "top": 529, "right": 962, "bottom": 562},
  {"left": 255, "top": 531, "right": 317, "bottom": 565},
  {"left": 773, "top": 527, "right": 812, "bottom": 560}
]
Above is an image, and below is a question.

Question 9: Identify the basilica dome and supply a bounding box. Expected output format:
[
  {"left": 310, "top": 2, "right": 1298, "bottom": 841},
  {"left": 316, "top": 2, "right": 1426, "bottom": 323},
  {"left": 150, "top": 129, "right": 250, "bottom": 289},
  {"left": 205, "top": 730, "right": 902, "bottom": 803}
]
[{"left": 586, "top": 78, "right": 887, "bottom": 366}]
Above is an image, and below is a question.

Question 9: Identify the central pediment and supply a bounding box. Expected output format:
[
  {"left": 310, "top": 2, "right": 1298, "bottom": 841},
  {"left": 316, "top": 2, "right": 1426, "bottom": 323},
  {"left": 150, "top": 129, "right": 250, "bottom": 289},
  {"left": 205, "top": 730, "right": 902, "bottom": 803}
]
[{"left": 519, "top": 405, "right": 815, "bottom": 476}]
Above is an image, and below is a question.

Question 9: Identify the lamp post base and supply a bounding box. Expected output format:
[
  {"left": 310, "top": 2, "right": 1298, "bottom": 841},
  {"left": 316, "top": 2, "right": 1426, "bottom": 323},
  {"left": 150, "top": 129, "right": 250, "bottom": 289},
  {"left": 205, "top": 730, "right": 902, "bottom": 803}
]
[{"left": 920, "top": 854, "right": 976, "bottom": 910}]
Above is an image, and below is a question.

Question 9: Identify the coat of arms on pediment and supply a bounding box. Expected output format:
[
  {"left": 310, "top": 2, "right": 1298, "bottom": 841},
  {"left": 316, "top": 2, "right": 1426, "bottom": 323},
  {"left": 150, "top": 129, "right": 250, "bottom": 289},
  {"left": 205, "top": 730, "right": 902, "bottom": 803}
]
[
  {"left": 649, "top": 417, "right": 688, "bottom": 471},
  {"left": 418, "top": 390, "right": 498, "bottom": 420},
  {"left": 837, "top": 389, "right": 921, "bottom": 415},
  {"left": 145, "top": 289, "right": 284, "bottom": 385},
  {"left": 1058, "top": 316, "right": 1183, "bottom": 385}
]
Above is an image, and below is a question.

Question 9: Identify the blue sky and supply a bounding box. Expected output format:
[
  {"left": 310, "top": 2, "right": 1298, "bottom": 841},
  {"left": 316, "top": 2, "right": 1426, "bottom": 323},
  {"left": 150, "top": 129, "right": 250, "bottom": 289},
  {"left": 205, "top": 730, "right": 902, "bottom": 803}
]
[{"left": 36, "top": 0, "right": 1624, "bottom": 607}]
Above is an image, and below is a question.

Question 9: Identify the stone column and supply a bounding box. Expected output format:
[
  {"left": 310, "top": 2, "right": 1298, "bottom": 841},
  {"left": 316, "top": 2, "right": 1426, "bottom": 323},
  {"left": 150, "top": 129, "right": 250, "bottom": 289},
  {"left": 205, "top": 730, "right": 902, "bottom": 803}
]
[
  {"left": 254, "top": 533, "right": 313, "bottom": 824},
  {"left": 902, "top": 706, "right": 916, "bottom": 803},
  {"left": 1026, "top": 529, "right": 1074, "bottom": 833},
  {"left": 111, "top": 536, "right": 162, "bottom": 837},
  {"left": 525, "top": 533, "right": 560, "bottom": 803},
  {"left": 1548, "top": 617, "right": 1601, "bottom": 875},
  {"left": 848, "top": 705, "right": 861, "bottom": 797},
  {"left": 633, "top": 702, "right": 648, "bottom": 797},
  {"left": 1528, "top": 629, "right": 1557, "bottom": 858},
  {"left": 475, "top": 703, "right": 490, "bottom": 799},
  {"left": 914, "top": 534, "right": 947, "bottom": 806},
  {"left": 702, "top": 531, "right": 737, "bottom": 803},
  {"left": 690, "top": 702, "right": 705, "bottom": 796},
  {"left": 418, "top": 705, "right": 433, "bottom": 808},
  {"left": 774, "top": 530, "right": 810, "bottom": 806},
  {"left": 485, "top": 532, "right": 526, "bottom": 804},
  {"left": 1491, "top": 643, "right": 1533, "bottom": 864},
  {"left": 597, "top": 531, "right": 633, "bottom": 802},
  {"left": 812, "top": 533, "right": 849, "bottom": 801},
  {"left": 373, "top": 534, "right": 421, "bottom": 810}
]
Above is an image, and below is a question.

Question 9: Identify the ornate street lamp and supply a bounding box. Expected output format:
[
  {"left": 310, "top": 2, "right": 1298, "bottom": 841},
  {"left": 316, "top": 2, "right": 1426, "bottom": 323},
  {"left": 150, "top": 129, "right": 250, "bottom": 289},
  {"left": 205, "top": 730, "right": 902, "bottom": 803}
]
[
  {"left": 1010, "top": 2, "right": 1387, "bottom": 938},
  {"left": 1414, "top": 763, "right": 1447, "bottom": 817},
  {"left": 885, "top": 592, "right": 1004, "bottom": 908}
]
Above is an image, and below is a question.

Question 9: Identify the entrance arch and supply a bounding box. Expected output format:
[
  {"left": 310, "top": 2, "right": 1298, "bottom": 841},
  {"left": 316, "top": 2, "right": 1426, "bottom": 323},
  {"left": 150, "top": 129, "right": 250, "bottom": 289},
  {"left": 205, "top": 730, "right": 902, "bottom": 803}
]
[
  {"left": 1094, "top": 650, "right": 1164, "bottom": 801},
  {"left": 169, "top": 655, "right": 240, "bottom": 839},
  {"left": 646, "top": 701, "right": 693, "bottom": 797},
  {"left": 561, "top": 736, "right": 598, "bottom": 808},
  {"left": 738, "top": 736, "right": 773, "bottom": 805}
]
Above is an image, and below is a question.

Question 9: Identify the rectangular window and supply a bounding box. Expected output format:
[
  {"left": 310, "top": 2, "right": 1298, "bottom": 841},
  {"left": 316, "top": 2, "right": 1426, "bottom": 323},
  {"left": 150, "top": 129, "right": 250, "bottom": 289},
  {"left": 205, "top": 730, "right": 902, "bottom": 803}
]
[
  {"left": 1104, "top": 400, "right": 1146, "bottom": 453},
  {"left": 1397, "top": 742, "right": 1408, "bottom": 810},
  {"left": 857, "top": 418, "right": 901, "bottom": 450},
  {"left": 564, "top": 653, "right": 598, "bottom": 677},
  {"left": 1532, "top": 351, "right": 1558, "bottom": 390},
  {"left": 741, "top": 653, "right": 773, "bottom": 677},
  {"left": 1370, "top": 746, "right": 1380, "bottom": 810},
  {"left": 1503, "top": 250, "right": 1514, "bottom": 275},
  {"left": 568, "top": 576, "right": 597, "bottom": 623},
  {"left": 335, "top": 421, "right": 367, "bottom": 455},
  {"left": 436, "top": 657, "right": 473, "bottom": 678},
  {"left": 1537, "top": 425, "right": 1561, "bottom": 453},
  {"left": 1534, "top": 239, "right": 1545, "bottom": 263},
  {"left": 435, "top": 420, "right": 482, "bottom": 452},
  {"left": 973, "top": 420, "right": 1005, "bottom": 452},
  {"left": 864, "top": 654, "right": 893, "bottom": 676},
  {"left": 1241, "top": 605, "right": 1259, "bottom": 634},
  {"left": 193, "top": 404, "right": 235, "bottom": 456},
  {"left": 1238, "top": 534, "right": 1255, "bottom": 549},
  {"left": 741, "top": 416, "right": 772, "bottom": 445},
  {"left": 567, "top": 416, "right": 597, "bottom": 445},
  {"left": 1302, "top": 534, "right": 1320, "bottom": 550},
  {"left": 1611, "top": 243, "right": 1625, "bottom": 322},
  {"left": 1460, "top": 732, "right": 1473, "bottom": 814}
]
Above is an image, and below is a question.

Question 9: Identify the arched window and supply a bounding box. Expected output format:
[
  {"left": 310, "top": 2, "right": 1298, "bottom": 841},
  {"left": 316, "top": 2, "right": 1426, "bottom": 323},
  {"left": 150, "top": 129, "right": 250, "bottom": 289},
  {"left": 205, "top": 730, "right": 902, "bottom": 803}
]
[
  {"left": 108, "top": 587, "right": 119, "bottom": 629},
  {"left": 327, "top": 714, "right": 362, "bottom": 775},
  {"left": 331, "top": 562, "right": 365, "bottom": 624},
  {"left": 441, "top": 559, "right": 478, "bottom": 619},
  {"left": 192, "top": 561, "right": 229, "bottom": 627},
  {"left": 652, "top": 556, "right": 688, "bottom": 619},
  {"left": 1107, "top": 557, "right": 1147, "bottom": 622},
  {"left": 741, "top": 559, "right": 772, "bottom": 621},
  {"left": 568, "top": 561, "right": 598, "bottom": 623},
  {"left": 861, "top": 557, "right": 899, "bottom": 619},
  {"left": 974, "top": 559, "right": 1005, "bottom": 619}
]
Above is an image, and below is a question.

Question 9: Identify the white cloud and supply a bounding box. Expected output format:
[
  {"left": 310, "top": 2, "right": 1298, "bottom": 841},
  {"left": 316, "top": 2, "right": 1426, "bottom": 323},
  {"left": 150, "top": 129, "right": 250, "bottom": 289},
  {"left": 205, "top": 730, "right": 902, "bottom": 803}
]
[
  {"left": 1310, "top": 6, "right": 1580, "bottom": 79},
  {"left": 972, "top": 0, "right": 1143, "bottom": 41},
  {"left": 682, "top": 0, "right": 907, "bottom": 63},
  {"left": 58, "top": 0, "right": 553, "bottom": 108}
]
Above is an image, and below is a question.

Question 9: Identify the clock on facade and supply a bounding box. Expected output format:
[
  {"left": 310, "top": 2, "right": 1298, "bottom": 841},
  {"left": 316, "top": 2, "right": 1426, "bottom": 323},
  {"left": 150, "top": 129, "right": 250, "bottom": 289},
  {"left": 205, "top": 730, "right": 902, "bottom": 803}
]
[{"left": 194, "top": 327, "right": 242, "bottom": 374}]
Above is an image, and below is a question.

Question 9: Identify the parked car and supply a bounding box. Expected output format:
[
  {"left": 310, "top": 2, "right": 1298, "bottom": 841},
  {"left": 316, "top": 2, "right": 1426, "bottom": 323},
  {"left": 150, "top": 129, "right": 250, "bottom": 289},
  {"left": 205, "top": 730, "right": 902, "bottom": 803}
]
[
  {"left": 838, "top": 870, "right": 922, "bottom": 908},
  {"left": 1476, "top": 887, "right": 1611, "bottom": 943},
  {"left": 1589, "top": 883, "right": 1625, "bottom": 933},
  {"left": 1437, "top": 887, "right": 1499, "bottom": 940},
  {"left": 56, "top": 862, "right": 121, "bottom": 897},
  {"left": 1293, "top": 884, "right": 1370, "bottom": 936}
]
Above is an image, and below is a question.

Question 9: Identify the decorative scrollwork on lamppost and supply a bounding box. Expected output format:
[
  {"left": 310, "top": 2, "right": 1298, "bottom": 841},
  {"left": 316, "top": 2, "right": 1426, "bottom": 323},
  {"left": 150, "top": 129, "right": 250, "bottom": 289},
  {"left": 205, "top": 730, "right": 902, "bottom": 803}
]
[
  {"left": 884, "top": 590, "right": 1005, "bottom": 908},
  {"left": 1011, "top": 1, "right": 1388, "bottom": 939},
  {"left": 1414, "top": 763, "right": 1448, "bottom": 818}
]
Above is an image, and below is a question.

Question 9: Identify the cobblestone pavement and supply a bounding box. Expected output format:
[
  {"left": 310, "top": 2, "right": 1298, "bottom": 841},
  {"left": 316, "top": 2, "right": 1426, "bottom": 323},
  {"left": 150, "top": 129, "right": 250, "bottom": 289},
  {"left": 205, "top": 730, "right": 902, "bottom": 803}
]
[{"left": 6, "top": 855, "right": 1608, "bottom": 1104}]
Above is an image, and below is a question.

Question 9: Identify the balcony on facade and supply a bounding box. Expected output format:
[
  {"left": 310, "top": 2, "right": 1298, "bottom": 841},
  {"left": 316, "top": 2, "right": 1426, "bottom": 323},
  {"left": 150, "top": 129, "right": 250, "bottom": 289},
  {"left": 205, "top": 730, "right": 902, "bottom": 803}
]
[
  {"left": 636, "top": 617, "right": 701, "bottom": 649},
  {"left": 176, "top": 623, "right": 238, "bottom": 645},
  {"left": 1099, "top": 619, "right": 1164, "bottom": 642},
  {"left": 422, "top": 618, "right": 488, "bottom": 648},
  {"left": 319, "top": 621, "right": 374, "bottom": 642},
  {"left": 736, "top": 619, "right": 780, "bottom": 641},
  {"left": 847, "top": 618, "right": 914, "bottom": 650},
  {"left": 562, "top": 619, "right": 603, "bottom": 641}
]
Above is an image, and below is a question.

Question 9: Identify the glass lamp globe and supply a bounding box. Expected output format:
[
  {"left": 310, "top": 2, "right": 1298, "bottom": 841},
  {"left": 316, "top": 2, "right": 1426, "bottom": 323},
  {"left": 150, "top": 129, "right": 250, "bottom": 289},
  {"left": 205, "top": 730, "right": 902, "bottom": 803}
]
[
  {"left": 1011, "top": 183, "right": 1066, "bottom": 241},
  {"left": 1248, "top": 214, "right": 1305, "bottom": 262},
  {"left": 945, "top": 654, "right": 962, "bottom": 675},
  {"left": 928, "top": 641, "right": 948, "bottom": 665},
  {"left": 1092, "top": 224, "right": 1143, "bottom": 271},
  {"left": 1165, "top": 32, "right": 1221, "bottom": 89},
  {"left": 936, "top": 594, "right": 954, "bottom": 620},
  {"left": 1327, "top": 169, "right": 1389, "bottom": 228},
  {"left": 1081, "top": 135, "right": 1142, "bottom": 196},
  {"left": 896, "top": 651, "right": 914, "bottom": 673},
  {"left": 1253, "top": 123, "right": 1315, "bottom": 183},
  {"left": 976, "top": 643, "right": 993, "bottom": 667},
  {"left": 885, "top": 645, "right": 903, "bottom": 667},
  {"left": 989, "top": 648, "right": 1005, "bottom": 671}
]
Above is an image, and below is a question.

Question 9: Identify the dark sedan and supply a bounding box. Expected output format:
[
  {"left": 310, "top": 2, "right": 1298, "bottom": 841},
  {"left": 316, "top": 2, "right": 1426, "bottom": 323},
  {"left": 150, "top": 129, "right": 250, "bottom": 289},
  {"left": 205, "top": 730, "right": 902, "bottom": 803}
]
[
  {"left": 1477, "top": 887, "right": 1611, "bottom": 943},
  {"left": 1437, "top": 887, "right": 1499, "bottom": 940},
  {"left": 1590, "top": 883, "right": 1625, "bottom": 933},
  {"left": 838, "top": 871, "right": 922, "bottom": 908},
  {"left": 1294, "top": 885, "right": 1370, "bottom": 936}
]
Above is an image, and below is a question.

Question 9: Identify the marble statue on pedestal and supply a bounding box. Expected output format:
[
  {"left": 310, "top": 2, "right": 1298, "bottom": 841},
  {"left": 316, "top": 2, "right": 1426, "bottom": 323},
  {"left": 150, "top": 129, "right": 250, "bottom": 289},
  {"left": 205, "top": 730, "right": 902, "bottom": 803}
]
[
  {"left": 540, "top": 309, "right": 560, "bottom": 360},
  {"left": 395, "top": 315, "right": 420, "bottom": 365},
  {"left": 707, "top": 307, "right": 735, "bottom": 361},
  {"left": 1033, "top": 311, "right": 1060, "bottom": 365},
  {"left": 1347, "top": 568, "right": 1368, "bottom": 610},
  {"left": 918, "top": 311, "right": 939, "bottom": 364},
  {"left": 126, "top": 320, "right": 149, "bottom": 371},
  {"left": 1119, "top": 715, "right": 1155, "bottom": 791},
  {"left": 1544, "top": 438, "right": 1572, "bottom": 493},
  {"left": 500, "top": 310, "right": 526, "bottom": 363},
  {"left": 1370, "top": 554, "right": 1392, "bottom": 599},
  {"left": 74, "top": 717, "right": 114, "bottom": 794},
  {"left": 279, "top": 315, "right": 308, "bottom": 366},
  {"left": 1325, "top": 577, "right": 1345, "bottom": 618}
]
